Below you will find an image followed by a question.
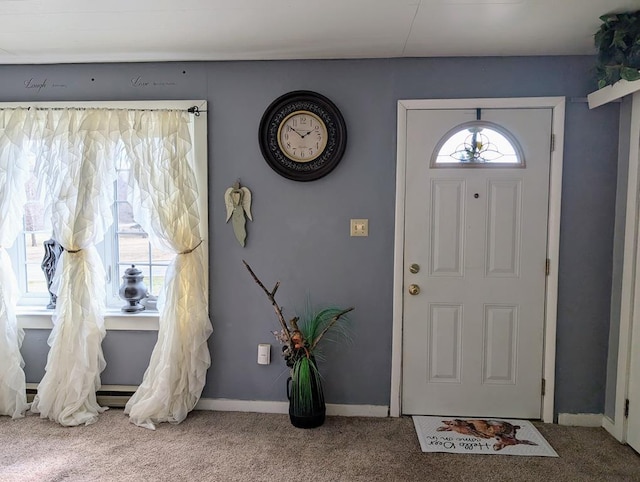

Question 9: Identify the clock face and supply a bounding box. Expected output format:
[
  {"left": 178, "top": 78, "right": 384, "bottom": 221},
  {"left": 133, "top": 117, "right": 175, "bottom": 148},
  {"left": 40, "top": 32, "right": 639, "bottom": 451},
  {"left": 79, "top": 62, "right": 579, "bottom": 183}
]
[
  {"left": 259, "top": 91, "right": 347, "bottom": 182},
  {"left": 277, "top": 111, "right": 328, "bottom": 162}
]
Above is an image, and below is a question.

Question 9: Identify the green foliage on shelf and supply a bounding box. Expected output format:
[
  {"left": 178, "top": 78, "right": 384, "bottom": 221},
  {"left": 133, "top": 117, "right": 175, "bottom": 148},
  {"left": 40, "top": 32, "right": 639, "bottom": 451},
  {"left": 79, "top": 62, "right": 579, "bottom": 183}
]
[{"left": 595, "top": 11, "right": 640, "bottom": 89}]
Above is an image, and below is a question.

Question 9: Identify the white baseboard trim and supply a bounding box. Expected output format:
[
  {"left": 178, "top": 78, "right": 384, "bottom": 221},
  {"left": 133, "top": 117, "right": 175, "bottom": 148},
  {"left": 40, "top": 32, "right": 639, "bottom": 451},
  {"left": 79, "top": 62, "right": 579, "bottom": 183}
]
[
  {"left": 326, "top": 403, "right": 388, "bottom": 417},
  {"left": 558, "top": 413, "right": 604, "bottom": 427},
  {"left": 196, "top": 398, "right": 288, "bottom": 414},
  {"left": 195, "top": 398, "right": 389, "bottom": 417},
  {"left": 25, "top": 385, "right": 389, "bottom": 418}
]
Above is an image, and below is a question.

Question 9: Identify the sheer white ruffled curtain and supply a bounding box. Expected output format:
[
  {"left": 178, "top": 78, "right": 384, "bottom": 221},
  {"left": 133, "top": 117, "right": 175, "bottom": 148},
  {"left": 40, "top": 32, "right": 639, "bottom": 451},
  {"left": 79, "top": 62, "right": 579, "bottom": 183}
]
[
  {"left": 0, "top": 108, "right": 30, "bottom": 419},
  {"left": 121, "top": 110, "right": 211, "bottom": 430},
  {"left": 0, "top": 107, "right": 209, "bottom": 428},
  {"left": 30, "top": 109, "right": 117, "bottom": 426}
]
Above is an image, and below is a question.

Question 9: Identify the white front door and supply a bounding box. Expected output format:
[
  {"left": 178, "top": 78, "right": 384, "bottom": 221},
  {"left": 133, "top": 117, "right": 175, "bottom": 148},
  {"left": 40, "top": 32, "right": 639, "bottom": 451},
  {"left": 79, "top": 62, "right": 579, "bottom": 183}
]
[{"left": 402, "top": 107, "right": 552, "bottom": 418}]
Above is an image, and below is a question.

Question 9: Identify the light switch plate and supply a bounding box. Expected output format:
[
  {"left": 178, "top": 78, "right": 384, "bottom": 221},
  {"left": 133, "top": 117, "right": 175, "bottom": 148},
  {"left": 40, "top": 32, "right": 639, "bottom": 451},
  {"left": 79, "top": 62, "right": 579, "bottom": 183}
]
[{"left": 350, "top": 219, "right": 368, "bottom": 236}]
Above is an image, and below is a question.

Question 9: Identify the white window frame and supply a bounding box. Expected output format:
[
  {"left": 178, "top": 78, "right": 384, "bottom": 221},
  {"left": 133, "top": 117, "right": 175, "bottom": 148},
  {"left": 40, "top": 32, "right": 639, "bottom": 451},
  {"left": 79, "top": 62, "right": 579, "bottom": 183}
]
[{"left": 3, "top": 100, "right": 208, "bottom": 331}]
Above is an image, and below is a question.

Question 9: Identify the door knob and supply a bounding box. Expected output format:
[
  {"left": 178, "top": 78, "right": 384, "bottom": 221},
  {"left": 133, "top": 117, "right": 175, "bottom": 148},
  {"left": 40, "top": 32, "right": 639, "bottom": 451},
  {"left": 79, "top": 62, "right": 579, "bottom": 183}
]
[{"left": 408, "top": 284, "right": 420, "bottom": 295}]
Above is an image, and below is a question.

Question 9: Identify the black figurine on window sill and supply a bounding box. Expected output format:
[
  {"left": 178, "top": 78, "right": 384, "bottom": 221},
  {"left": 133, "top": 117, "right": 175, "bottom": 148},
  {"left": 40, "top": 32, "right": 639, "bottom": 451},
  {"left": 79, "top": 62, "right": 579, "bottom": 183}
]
[{"left": 41, "top": 238, "right": 64, "bottom": 309}]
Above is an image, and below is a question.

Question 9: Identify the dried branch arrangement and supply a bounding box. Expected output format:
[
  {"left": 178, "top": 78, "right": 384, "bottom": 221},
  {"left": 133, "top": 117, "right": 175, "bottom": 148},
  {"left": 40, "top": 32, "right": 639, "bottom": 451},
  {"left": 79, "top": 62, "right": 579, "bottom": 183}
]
[{"left": 243, "top": 260, "right": 354, "bottom": 367}]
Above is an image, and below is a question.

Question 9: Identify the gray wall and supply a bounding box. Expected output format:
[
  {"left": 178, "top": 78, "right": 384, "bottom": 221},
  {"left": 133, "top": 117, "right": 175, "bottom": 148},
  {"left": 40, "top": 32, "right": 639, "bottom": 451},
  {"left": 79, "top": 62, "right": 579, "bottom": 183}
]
[
  {"left": 11, "top": 56, "right": 619, "bottom": 415},
  {"left": 555, "top": 99, "right": 619, "bottom": 415}
]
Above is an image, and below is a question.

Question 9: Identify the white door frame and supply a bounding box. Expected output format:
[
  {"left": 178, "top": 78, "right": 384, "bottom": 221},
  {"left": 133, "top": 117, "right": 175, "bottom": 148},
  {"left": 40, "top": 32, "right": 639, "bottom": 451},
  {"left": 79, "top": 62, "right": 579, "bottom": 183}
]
[
  {"left": 588, "top": 85, "right": 640, "bottom": 443},
  {"left": 618, "top": 92, "right": 640, "bottom": 446},
  {"left": 390, "top": 97, "right": 566, "bottom": 423}
]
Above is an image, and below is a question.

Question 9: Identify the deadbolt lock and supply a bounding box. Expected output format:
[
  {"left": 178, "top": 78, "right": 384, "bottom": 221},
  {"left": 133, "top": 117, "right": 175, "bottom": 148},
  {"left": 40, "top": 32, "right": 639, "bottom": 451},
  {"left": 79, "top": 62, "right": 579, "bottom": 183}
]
[
  {"left": 408, "top": 284, "right": 420, "bottom": 295},
  {"left": 409, "top": 263, "right": 420, "bottom": 274}
]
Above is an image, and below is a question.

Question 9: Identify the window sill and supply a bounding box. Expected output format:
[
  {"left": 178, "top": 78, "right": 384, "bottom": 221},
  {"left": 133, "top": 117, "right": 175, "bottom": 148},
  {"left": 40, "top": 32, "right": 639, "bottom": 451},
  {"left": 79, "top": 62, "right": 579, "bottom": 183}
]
[{"left": 16, "top": 307, "right": 160, "bottom": 331}]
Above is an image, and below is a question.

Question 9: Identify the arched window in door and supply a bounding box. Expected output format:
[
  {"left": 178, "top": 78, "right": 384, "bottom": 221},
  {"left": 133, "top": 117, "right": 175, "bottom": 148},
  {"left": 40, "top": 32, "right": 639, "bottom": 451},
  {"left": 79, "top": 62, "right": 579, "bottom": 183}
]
[{"left": 431, "top": 121, "right": 524, "bottom": 167}]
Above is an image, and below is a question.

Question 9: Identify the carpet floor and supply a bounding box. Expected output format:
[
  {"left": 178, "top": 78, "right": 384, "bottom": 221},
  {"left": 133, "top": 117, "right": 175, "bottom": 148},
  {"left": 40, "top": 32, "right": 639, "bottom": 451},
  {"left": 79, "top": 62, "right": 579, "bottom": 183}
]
[{"left": 1, "top": 409, "right": 639, "bottom": 481}]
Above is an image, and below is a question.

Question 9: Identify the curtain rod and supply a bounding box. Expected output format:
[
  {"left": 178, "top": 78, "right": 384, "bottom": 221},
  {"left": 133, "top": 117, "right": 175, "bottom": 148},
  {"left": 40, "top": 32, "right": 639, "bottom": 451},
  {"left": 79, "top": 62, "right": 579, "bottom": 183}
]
[{"left": 2, "top": 105, "right": 204, "bottom": 116}]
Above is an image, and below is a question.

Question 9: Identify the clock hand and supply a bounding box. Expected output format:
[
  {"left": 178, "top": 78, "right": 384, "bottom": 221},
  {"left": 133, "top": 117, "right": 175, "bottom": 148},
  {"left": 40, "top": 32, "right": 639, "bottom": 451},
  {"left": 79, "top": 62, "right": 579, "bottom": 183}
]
[{"left": 289, "top": 127, "right": 303, "bottom": 138}]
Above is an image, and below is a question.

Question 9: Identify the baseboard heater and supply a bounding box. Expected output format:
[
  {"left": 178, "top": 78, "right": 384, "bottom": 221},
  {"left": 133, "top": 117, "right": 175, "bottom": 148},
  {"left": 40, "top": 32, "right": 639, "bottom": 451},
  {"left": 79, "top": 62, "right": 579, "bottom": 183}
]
[{"left": 25, "top": 383, "right": 138, "bottom": 408}]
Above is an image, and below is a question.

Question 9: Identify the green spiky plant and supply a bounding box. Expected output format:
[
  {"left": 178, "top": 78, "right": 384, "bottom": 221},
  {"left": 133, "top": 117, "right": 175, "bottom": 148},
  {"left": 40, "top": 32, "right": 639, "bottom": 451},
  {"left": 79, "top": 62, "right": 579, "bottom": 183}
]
[
  {"left": 286, "top": 306, "right": 352, "bottom": 415},
  {"left": 290, "top": 352, "right": 324, "bottom": 417},
  {"left": 595, "top": 11, "right": 640, "bottom": 89},
  {"left": 243, "top": 261, "right": 353, "bottom": 426}
]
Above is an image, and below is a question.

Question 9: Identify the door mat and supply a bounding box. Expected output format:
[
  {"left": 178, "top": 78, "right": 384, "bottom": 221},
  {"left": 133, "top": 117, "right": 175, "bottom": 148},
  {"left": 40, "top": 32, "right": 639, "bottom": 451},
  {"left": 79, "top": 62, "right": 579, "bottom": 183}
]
[{"left": 413, "top": 416, "right": 558, "bottom": 457}]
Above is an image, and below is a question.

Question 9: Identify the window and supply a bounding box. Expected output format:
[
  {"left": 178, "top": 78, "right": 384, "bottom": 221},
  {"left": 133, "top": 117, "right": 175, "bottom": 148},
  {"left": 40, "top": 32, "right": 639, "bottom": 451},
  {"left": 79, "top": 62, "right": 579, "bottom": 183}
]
[
  {"left": 5, "top": 100, "right": 208, "bottom": 320},
  {"left": 106, "top": 157, "right": 172, "bottom": 309},
  {"left": 11, "top": 152, "right": 167, "bottom": 309},
  {"left": 432, "top": 121, "right": 524, "bottom": 167},
  {"left": 15, "top": 153, "right": 49, "bottom": 302}
]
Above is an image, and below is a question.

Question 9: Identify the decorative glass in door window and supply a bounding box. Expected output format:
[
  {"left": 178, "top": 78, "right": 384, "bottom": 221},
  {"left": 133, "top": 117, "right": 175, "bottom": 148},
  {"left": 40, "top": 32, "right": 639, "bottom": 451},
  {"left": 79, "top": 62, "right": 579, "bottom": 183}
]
[{"left": 431, "top": 121, "right": 524, "bottom": 167}]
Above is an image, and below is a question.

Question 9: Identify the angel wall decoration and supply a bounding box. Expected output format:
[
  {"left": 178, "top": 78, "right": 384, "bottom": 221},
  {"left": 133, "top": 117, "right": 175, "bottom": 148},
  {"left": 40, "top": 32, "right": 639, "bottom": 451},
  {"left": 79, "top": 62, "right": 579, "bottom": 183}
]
[{"left": 224, "top": 181, "right": 253, "bottom": 247}]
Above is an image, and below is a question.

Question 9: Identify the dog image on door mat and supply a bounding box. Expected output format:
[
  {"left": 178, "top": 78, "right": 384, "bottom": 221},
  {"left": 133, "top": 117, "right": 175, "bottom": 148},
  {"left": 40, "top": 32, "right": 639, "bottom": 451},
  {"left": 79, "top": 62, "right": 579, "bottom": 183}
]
[{"left": 437, "top": 419, "right": 538, "bottom": 451}]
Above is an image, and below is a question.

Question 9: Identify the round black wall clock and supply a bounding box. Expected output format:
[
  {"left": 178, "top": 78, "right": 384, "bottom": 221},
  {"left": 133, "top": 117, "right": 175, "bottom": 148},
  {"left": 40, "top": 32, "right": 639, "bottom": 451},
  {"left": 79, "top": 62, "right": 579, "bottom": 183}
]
[{"left": 259, "top": 90, "right": 347, "bottom": 182}]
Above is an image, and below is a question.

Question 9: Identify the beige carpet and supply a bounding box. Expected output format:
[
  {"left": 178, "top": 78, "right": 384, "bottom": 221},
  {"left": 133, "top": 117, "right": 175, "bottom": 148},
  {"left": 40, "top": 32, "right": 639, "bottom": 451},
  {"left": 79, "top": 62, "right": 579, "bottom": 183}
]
[{"left": 1, "top": 409, "right": 640, "bottom": 481}]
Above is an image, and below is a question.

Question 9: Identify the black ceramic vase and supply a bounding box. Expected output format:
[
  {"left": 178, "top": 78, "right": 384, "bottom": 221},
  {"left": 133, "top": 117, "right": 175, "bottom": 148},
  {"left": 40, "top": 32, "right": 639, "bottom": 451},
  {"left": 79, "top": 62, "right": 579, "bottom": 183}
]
[{"left": 287, "top": 371, "right": 326, "bottom": 429}]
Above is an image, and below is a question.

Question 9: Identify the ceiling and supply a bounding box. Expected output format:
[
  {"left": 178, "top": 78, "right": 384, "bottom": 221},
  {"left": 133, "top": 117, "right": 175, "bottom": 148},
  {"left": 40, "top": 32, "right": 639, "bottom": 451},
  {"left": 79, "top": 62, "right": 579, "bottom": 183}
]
[{"left": 0, "top": 0, "right": 638, "bottom": 65}]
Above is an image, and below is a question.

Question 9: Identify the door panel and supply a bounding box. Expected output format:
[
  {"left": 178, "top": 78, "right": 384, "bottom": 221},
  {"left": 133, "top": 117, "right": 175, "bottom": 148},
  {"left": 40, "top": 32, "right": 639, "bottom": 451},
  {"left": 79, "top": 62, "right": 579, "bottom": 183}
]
[
  {"left": 430, "top": 180, "right": 465, "bottom": 276},
  {"left": 428, "top": 303, "right": 463, "bottom": 382},
  {"left": 402, "top": 107, "right": 552, "bottom": 418},
  {"left": 483, "top": 304, "right": 517, "bottom": 384},
  {"left": 486, "top": 180, "right": 521, "bottom": 277}
]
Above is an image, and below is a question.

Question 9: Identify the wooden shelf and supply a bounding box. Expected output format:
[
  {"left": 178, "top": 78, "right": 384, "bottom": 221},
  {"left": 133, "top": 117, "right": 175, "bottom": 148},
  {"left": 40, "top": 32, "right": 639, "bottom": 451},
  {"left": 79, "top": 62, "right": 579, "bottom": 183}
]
[{"left": 588, "top": 77, "right": 640, "bottom": 109}]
